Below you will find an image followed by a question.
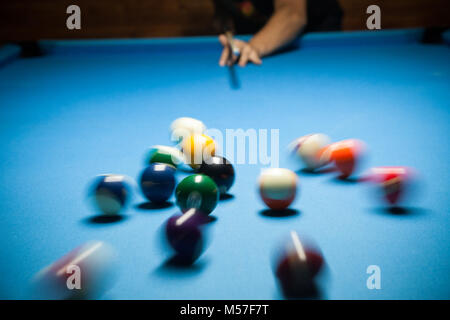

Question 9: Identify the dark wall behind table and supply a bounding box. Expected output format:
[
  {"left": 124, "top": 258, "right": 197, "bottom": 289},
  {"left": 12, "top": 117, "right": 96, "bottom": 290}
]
[{"left": 0, "top": 0, "right": 448, "bottom": 41}]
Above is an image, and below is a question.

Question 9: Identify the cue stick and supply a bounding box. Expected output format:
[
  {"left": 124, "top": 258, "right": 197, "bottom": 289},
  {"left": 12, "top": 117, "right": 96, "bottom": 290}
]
[
  {"left": 224, "top": 30, "right": 240, "bottom": 89},
  {"left": 224, "top": 30, "right": 240, "bottom": 65}
]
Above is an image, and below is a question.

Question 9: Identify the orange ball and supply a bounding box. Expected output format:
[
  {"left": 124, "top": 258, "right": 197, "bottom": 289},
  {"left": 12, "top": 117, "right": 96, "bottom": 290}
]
[
  {"left": 181, "top": 134, "right": 216, "bottom": 169},
  {"left": 324, "top": 139, "right": 365, "bottom": 178}
]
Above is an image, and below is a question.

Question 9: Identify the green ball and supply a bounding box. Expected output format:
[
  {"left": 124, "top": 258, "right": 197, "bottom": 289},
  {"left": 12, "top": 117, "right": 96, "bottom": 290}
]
[
  {"left": 145, "top": 145, "right": 184, "bottom": 168},
  {"left": 175, "top": 174, "right": 219, "bottom": 215}
]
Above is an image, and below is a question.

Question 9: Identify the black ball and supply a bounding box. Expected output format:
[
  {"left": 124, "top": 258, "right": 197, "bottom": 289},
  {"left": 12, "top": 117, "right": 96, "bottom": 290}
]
[{"left": 198, "top": 156, "right": 235, "bottom": 195}]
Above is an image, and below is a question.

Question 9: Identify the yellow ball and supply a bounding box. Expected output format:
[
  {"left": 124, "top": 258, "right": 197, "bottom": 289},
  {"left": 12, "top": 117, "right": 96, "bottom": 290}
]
[{"left": 182, "top": 134, "right": 216, "bottom": 169}]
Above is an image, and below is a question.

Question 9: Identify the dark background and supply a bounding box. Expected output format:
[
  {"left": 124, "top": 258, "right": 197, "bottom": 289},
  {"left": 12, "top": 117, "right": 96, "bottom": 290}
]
[{"left": 0, "top": 0, "right": 449, "bottom": 41}]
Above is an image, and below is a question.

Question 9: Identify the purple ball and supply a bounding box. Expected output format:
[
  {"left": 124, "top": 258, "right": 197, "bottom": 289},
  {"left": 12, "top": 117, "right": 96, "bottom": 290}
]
[{"left": 165, "top": 209, "right": 208, "bottom": 262}]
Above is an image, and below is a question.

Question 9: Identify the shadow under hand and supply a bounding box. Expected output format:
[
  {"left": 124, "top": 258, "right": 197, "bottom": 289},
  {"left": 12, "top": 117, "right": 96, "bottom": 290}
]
[
  {"left": 259, "top": 208, "right": 300, "bottom": 218},
  {"left": 83, "top": 214, "right": 127, "bottom": 225},
  {"left": 136, "top": 201, "right": 174, "bottom": 210}
]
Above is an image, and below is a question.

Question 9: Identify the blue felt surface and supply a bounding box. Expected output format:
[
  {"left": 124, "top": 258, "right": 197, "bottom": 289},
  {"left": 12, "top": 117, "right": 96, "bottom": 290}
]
[{"left": 0, "top": 29, "right": 449, "bottom": 299}]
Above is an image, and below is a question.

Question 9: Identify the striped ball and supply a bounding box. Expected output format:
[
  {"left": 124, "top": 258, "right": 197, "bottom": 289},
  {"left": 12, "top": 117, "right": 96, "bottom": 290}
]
[
  {"left": 90, "top": 174, "right": 132, "bottom": 215},
  {"left": 259, "top": 168, "right": 298, "bottom": 210},
  {"left": 289, "top": 133, "right": 331, "bottom": 170}
]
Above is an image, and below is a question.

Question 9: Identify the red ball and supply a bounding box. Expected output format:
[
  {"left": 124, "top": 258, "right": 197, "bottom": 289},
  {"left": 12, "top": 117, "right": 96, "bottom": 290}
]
[
  {"left": 32, "top": 241, "right": 116, "bottom": 299},
  {"left": 367, "top": 166, "right": 415, "bottom": 206},
  {"left": 274, "top": 232, "right": 324, "bottom": 297}
]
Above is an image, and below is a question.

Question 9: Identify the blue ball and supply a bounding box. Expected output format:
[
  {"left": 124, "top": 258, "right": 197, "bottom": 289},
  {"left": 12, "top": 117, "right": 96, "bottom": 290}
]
[
  {"left": 91, "top": 174, "right": 131, "bottom": 215},
  {"left": 140, "top": 163, "right": 176, "bottom": 203}
]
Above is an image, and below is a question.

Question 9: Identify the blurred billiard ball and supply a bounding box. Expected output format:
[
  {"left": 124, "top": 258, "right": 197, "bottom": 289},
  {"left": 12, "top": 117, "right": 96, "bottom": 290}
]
[
  {"left": 198, "top": 156, "right": 235, "bottom": 195},
  {"left": 145, "top": 145, "right": 184, "bottom": 169},
  {"left": 274, "top": 232, "right": 324, "bottom": 298},
  {"left": 319, "top": 139, "right": 366, "bottom": 178},
  {"left": 165, "top": 209, "right": 208, "bottom": 263},
  {"left": 175, "top": 174, "right": 219, "bottom": 215},
  {"left": 139, "top": 163, "right": 176, "bottom": 203},
  {"left": 366, "top": 166, "right": 417, "bottom": 206},
  {"left": 90, "top": 174, "right": 132, "bottom": 215},
  {"left": 170, "top": 117, "right": 206, "bottom": 144},
  {"left": 258, "top": 168, "right": 298, "bottom": 210},
  {"left": 288, "top": 133, "right": 331, "bottom": 170},
  {"left": 32, "top": 241, "right": 117, "bottom": 299},
  {"left": 181, "top": 133, "right": 216, "bottom": 169}
]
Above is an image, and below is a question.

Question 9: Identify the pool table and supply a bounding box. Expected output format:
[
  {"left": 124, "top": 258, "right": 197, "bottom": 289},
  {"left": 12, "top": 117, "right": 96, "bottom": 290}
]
[{"left": 0, "top": 29, "right": 449, "bottom": 300}]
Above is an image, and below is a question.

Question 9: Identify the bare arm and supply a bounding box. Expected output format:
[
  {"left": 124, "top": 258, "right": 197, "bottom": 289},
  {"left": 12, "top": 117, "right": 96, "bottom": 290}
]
[
  {"left": 249, "top": 0, "right": 307, "bottom": 57},
  {"left": 219, "top": 0, "right": 307, "bottom": 67}
]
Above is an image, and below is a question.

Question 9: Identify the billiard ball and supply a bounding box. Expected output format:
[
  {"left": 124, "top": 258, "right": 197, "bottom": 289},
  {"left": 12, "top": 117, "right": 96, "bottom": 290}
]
[
  {"left": 32, "top": 241, "right": 117, "bottom": 299},
  {"left": 170, "top": 117, "right": 206, "bottom": 144},
  {"left": 198, "top": 156, "right": 235, "bottom": 195},
  {"left": 319, "top": 139, "right": 365, "bottom": 178},
  {"left": 288, "top": 133, "right": 331, "bottom": 170},
  {"left": 274, "top": 232, "right": 324, "bottom": 297},
  {"left": 145, "top": 145, "right": 185, "bottom": 169},
  {"left": 140, "top": 163, "right": 176, "bottom": 203},
  {"left": 90, "top": 174, "right": 132, "bottom": 215},
  {"left": 258, "top": 168, "right": 298, "bottom": 210},
  {"left": 175, "top": 174, "right": 219, "bottom": 215},
  {"left": 366, "top": 166, "right": 415, "bottom": 206},
  {"left": 181, "top": 133, "right": 216, "bottom": 169},
  {"left": 165, "top": 208, "right": 208, "bottom": 263}
]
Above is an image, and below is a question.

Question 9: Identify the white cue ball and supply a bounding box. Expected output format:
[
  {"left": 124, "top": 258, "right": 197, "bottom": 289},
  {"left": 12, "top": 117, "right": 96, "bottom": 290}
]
[{"left": 170, "top": 117, "right": 206, "bottom": 144}]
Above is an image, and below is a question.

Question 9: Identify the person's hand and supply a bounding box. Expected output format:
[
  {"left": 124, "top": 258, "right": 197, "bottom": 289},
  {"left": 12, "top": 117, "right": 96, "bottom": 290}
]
[{"left": 218, "top": 34, "right": 262, "bottom": 67}]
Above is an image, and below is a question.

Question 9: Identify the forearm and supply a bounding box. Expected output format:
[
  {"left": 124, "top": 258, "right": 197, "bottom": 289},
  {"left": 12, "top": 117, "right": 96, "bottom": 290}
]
[{"left": 249, "top": 6, "right": 306, "bottom": 57}]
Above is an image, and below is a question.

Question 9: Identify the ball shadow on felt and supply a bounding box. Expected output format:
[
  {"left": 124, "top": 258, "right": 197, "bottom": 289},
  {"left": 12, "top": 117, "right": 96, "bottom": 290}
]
[
  {"left": 371, "top": 206, "right": 428, "bottom": 217},
  {"left": 331, "top": 175, "right": 361, "bottom": 184},
  {"left": 83, "top": 214, "right": 127, "bottom": 225},
  {"left": 219, "top": 193, "right": 235, "bottom": 201},
  {"left": 297, "top": 167, "right": 337, "bottom": 176},
  {"left": 136, "top": 201, "right": 174, "bottom": 210},
  {"left": 153, "top": 254, "right": 208, "bottom": 278},
  {"left": 259, "top": 208, "right": 300, "bottom": 218}
]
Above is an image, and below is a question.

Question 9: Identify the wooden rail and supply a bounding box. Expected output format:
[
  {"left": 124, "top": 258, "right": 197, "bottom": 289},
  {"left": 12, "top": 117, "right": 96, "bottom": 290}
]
[{"left": 0, "top": 0, "right": 448, "bottom": 40}]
